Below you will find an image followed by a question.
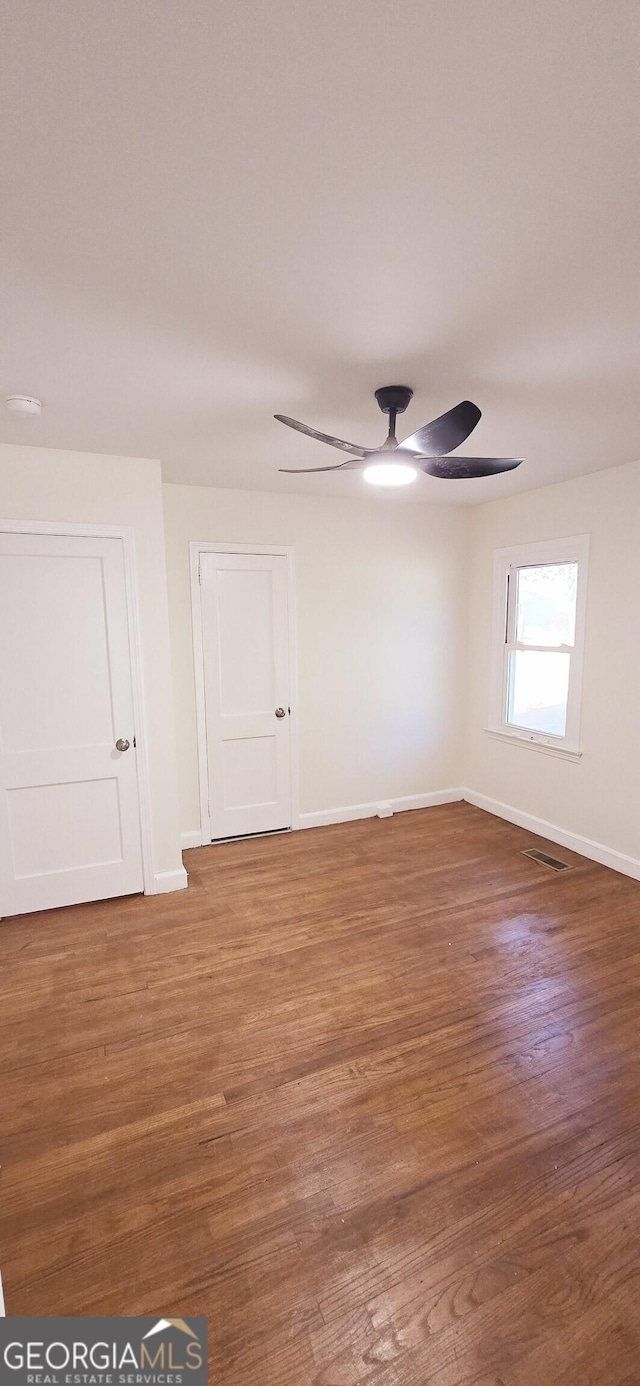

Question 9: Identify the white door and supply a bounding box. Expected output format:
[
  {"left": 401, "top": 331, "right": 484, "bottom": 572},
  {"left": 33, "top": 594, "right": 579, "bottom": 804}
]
[
  {"left": 0, "top": 531, "right": 144, "bottom": 916},
  {"left": 199, "top": 551, "right": 292, "bottom": 839}
]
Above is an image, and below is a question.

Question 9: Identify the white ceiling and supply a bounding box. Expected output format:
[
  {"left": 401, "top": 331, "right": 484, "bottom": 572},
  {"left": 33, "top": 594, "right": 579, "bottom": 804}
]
[{"left": 1, "top": 0, "right": 638, "bottom": 504}]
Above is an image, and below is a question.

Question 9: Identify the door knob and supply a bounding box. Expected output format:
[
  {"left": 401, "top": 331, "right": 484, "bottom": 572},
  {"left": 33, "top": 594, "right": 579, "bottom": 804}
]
[
  {"left": 275, "top": 707, "right": 286, "bottom": 719},
  {"left": 115, "top": 738, "right": 130, "bottom": 752}
]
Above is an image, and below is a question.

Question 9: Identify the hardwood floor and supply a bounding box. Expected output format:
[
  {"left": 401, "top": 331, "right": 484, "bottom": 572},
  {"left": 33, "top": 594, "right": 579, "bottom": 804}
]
[{"left": 1, "top": 802, "right": 640, "bottom": 1384}]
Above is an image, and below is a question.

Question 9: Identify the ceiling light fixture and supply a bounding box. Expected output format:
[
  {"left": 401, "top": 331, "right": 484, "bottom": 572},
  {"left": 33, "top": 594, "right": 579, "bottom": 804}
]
[
  {"left": 275, "top": 385, "right": 524, "bottom": 482},
  {"left": 5, "top": 395, "right": 42, "bottom": 418},
  {"left": 363, "top": 461, "right": 417, "bottom": 487}
]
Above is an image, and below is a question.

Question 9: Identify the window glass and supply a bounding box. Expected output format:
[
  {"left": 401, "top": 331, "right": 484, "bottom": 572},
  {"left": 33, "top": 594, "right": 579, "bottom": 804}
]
[
  {"left": 507, "top": 650, "right": 571, "bottom": 736},
  {"left": 515, "top": 562, "right": 578, "bottom": 647}
]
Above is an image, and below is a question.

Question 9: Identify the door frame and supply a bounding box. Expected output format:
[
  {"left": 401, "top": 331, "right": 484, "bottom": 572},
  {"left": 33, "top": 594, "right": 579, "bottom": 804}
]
[
  {"left": 0, "top": 518, "right": 156, "bottom": 896},
  {"left": 190, "top": 541, "right": 300, "bottom": 844}
]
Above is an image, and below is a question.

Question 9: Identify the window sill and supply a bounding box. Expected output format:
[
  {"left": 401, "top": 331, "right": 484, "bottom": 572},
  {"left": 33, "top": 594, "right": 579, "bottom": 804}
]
[{"left": 485, "top": 728, "right": 582, "bottom": 762}]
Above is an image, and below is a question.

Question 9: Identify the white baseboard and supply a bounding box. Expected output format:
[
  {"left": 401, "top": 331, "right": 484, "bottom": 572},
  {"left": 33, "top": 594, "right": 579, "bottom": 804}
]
[
  {"left": 181, "top": 829, "right": 203, "bottom": 849},
  {"left": 153, "top": 866, "right": 189, "bottom": 894},
  {"left": 299, "top": 788, "right": 464, "bottom": 831},
  {"left": 0, "top": 1262, "right": 4, "bottom": 1315},
  {"left": 463, "top": 788, "right": 640, "bottom": 882}
]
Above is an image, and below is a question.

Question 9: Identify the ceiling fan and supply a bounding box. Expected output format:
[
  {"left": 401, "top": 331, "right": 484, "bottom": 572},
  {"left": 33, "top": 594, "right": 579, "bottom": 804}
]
[{"left": 275, "top": 386, "right": 523, "bottom": 487}]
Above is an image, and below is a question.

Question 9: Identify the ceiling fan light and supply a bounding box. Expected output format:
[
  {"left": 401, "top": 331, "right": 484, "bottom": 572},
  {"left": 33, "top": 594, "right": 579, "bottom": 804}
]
[{"left": 363, "top": 461, "right": 418, "bottom": 487}]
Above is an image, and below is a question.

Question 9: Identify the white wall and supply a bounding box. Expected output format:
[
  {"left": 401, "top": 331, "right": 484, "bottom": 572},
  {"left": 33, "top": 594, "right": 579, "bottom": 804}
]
[
  {"left": 466, "top": 459, "right": 640, "bottom": 866},
  {"left": 0, "top": 444, "right": 184, "bottom": 884},
  {"left": 162, "top": 484, "right": 469, "bottom": 835}
]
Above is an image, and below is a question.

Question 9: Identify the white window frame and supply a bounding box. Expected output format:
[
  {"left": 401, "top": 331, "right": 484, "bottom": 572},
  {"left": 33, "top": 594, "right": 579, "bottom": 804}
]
[{"left": 487, "top": 535, "right": 590, "bottom": 761}]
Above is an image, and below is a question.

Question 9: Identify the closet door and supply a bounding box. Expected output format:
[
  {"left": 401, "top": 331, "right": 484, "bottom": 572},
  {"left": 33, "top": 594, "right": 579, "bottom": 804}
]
[
  {"left": 199, "top": 550, "right": 292, "bottom": 839},
  {"left": 0, "top": 531, "right": 144, "bottom": 916}
]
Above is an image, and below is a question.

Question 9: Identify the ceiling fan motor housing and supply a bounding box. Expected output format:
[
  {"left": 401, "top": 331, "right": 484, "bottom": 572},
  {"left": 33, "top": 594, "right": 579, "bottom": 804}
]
[{"left": 374, "top": 385, "right": 413, "bottom": 415}]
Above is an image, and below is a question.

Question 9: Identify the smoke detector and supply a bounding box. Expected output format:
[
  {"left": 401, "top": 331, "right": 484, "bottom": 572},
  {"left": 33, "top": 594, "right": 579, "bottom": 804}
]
[{"left": 5, "top": 395, "right": 42, "bottom": 418}]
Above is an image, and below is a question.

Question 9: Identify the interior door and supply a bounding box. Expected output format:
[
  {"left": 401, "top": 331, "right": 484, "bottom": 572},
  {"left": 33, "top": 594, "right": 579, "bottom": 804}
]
[
  {"left": 0, "top": 531, "right": 144, "bottom": 916},
  {"left": 199, "top": 550, "right": 292, "bottom": 839}
]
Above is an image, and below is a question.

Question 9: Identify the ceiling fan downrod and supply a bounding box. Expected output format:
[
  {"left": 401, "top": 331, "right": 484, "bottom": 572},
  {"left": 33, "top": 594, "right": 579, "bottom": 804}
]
[{"left": 374, "top": 385, "right": 413, "bottom": 449}]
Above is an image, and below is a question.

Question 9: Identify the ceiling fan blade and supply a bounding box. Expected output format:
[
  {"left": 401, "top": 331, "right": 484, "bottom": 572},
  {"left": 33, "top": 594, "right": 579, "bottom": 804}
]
[
  {"left": 279, "top": 458, "right": 364, "bottom": 473},
  {"left": 418, "top": 456, "right": 524, "bottom": 479},
  {"left": 274, "top": 414, "right": 369, "bottom": 456},
  {"left": 396, "top": 401, "right": 481, "bottom": 458}
]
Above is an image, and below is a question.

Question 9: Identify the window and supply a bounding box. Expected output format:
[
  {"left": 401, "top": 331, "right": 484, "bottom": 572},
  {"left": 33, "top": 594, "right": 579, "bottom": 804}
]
[{"left": 489, "top": 536, "right": 589, "bottom": 757}]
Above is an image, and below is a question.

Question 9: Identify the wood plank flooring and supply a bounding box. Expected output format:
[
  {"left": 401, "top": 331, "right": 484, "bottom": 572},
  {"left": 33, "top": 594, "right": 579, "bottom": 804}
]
[{"left": 1, "top": 802, "right": 640, "bottom": 1384}]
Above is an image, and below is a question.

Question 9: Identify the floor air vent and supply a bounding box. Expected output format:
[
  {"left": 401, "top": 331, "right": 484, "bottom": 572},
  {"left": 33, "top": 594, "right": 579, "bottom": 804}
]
[{"left": 521, "top": 848, "right": 572, "bottom": 872}]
